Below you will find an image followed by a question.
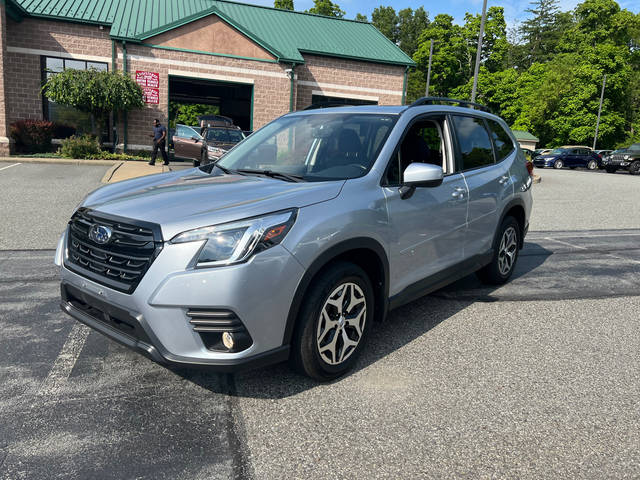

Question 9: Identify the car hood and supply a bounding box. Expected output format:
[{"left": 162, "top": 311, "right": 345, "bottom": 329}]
[
  {"left": 536, "top": 155, "right": 558, "bottom": 160},
  {"left": 82, "top": 168, "right": 345, "bottom": 240}
]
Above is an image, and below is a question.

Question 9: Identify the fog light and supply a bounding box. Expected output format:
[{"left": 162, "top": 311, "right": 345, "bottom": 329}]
[{"left": 222, "top": 331, "right": 235, "bottom": 350}]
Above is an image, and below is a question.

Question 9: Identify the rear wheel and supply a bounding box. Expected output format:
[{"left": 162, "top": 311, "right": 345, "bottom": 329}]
[
  {"left": 586, "top": 159, "right": 598, "bottom": 170},
  {"left": 554, "top": 159, "right": 564, "bottom": 169},
  {"left": 477, "top": 216, "right": 520, "bottom": 285},
  {"left": 290, "top": 262, "right": 373, "bottom": 381},
  {"left": 629, "top": 161, "right": 640, "bottom": 176}
]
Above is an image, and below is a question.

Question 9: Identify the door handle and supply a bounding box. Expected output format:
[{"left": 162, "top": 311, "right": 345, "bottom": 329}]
[
  {"left": 451, "top": 187, "right": 465, "bottom": 199},
  {"left": 498, "top": 175, "right": 509, "bottom": 185}
]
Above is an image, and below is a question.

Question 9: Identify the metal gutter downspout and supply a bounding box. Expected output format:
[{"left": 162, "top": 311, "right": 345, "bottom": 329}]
[
  {"left": 122, "top": 40, "right": 128, "bottom": 152},
  {"left": 288, "top": 64, "right": 296, "bottom": 112},
  {"left": 111, "top": 39, "right": 117, "bottom": 152},
  {"left": 402, "top": 66, "right": 410, "bottom": 105}
]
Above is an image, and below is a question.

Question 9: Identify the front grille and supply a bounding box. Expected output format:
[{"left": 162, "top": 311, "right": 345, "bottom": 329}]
[
  {"left": 65, "top": 208, "right": 163, "bottom": 294},
  {"left": 187, "top": 309, "right": 252, "bottom": 352},
  {"left": 609, "top": 154, "right": 626, "bottom": 163}
]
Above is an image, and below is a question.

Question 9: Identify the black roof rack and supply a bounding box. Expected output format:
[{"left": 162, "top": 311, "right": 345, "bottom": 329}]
[
  {"left": 409, "top": 97, "right": 491, "bottom": 113},
  {"left": 303, "top": 102, "right": 355, "bottom": 111}
]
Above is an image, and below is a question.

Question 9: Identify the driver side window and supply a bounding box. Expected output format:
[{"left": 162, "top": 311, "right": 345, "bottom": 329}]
[{"left": 384, "top": 116, "right": 450, "bottom": 185}]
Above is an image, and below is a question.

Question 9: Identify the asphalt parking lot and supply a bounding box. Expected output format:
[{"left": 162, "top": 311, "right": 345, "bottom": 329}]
[{"left": 1, "top": 164, "right": 639, "bottom": 479}]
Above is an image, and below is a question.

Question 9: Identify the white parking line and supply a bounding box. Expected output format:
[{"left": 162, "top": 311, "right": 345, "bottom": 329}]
[
  {"left": 38, "top": 323, "right": 91, "bottom": 396},
  {"left": 0, "top": 162, "right": 21, "bottom": 172},
  {"left": 545, "top": 236, "right": 640, "bottom": 265}
]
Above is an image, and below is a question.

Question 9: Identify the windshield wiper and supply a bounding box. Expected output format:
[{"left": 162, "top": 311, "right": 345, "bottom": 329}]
[{"left": 235, "top": 169, "right": 305, "bottom": 183}]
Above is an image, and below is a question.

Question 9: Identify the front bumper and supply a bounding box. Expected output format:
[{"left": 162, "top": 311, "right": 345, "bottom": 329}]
[{"left": 57, "top": 228, "right": 305, "bottom": 370}]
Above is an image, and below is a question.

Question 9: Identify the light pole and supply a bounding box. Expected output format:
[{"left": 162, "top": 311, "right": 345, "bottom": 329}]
[
  {"left": 593, "top": 74, "right": 607, "bottom": 150},
  {"left": 470, "top": 0, "right": 488, "bottom": 104},
  {"left": 425, "top": 39, "right": 434, "bottom": 97}
]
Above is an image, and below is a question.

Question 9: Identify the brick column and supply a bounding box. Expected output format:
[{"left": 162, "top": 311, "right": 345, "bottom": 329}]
[{"left": 0, "top": 3, "right": 13, "bottom": 155}]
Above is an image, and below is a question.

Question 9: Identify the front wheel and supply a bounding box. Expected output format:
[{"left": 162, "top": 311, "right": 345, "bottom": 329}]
[
  {"left": 554, "top": 159, "right": 564, "bottom": 169},
  {"left": 290, "top": 262, "right": 373, "bottom": 381},
  {"left": 629, "top": 161, "right": 640, "bottom": 176},
  {"left": 477, "top": 216, "right": 520, "bottom": 285}
]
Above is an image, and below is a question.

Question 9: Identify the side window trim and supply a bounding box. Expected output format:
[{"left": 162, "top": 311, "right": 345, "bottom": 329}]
[
  {"left": 450, "top": 113, "right": 497, "bottom": 173},
  {"left": 486, "top": 118, "right": 516, "bottom": 164},
  {"left": 380, "top": 113, "right": 453, "bottom": 187}
]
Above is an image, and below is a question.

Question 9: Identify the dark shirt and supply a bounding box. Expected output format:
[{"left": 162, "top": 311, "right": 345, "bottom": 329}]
[{"left": 153, "top": 125, "right": 167, "bottom": 142}]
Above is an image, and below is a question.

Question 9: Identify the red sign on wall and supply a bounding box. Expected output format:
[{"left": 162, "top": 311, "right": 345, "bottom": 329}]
[
  {"left": 135, "top": 71, "right": 160, "bottom": 88},
  {"left": 142, "top": 87, "right": 160, "bottom": 105}
]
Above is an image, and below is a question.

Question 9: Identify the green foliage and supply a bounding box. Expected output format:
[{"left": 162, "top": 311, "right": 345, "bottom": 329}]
[
  {"left": 59, "top": 135, "right": 101, "bottom": 158},
  {"left": 9, "top": 120, "right": 55, "bottom": 153},
  {"left": 372, "top": 6, "right": 398, "bottom": 42},
  {"left": 306, "top": 0, "right": 344, "bottom": 17},
  {"left": 42, "top": 70, "right": 144, "bottom": 140},
  {"left": 274, "top": 0, "right": 294, "bottom": 10},
  {"left": 169, "top": 102, "right": 220, "bottom": 128},
  {"left": 355, "top": 13, "right": 368, "bottom": 22}
]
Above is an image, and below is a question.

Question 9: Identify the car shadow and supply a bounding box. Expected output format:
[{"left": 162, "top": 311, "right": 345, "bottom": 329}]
[{"left": 171, "top": 241, "right": 553, "bottom": 399}]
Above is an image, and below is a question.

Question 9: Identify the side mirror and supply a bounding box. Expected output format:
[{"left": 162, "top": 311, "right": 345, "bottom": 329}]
[
  {"left": 403, "top": 163, "right": 444, "bottom": 188},
  {"left": 191, "top": 136, "right": 200, "bottom": 142},
  {"left": 399, "top": 163, "right": 443, "bottom": 199}
]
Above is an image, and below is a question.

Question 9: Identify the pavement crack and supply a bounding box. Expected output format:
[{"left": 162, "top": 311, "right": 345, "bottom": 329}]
[{"left": 224, "top": 374, "right": 255, "bottom": 480}]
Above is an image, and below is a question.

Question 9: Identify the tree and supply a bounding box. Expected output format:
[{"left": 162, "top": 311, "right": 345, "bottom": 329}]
[
  {"left": 274, "top": 0, "right": 294, "bottom": 10},
  {"left": 463, "top": 6, "right": 508, "bottom": 73},
  {"left": 42, "top": 69, "right": 143, "bottom": 143},
  {"left": 355, "top": 13, "right": 368, "bottom": 23},
  {"left": 518, "top": 0, "right": 563, "bottom": 66},
  {"left": 372, "top": 6, "right": 398, "bottom": 43},
  {"left": 398, "top": 7, "right": 429, "bottom": 56},
  {"left": 306, "top": 0, "right": 344, "bottom": 17}
]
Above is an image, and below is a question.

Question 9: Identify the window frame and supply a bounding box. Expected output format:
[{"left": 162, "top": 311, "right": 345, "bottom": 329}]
[
  {"left": 381, "top": 113, "right": 455, "bottom": 187},
  {"left": 485, "top": 118, "right": 516, "bottom": 164},
  {"left": 41, "top": 55, "right": 110, "bottom": 139},
  {"left": 449, "top": 113, "right": 498, "bottom": 173}
]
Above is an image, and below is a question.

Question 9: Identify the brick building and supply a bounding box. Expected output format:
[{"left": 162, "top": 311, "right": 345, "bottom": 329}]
[{"left": 0, "top": 0, "right": 414, "bottom": 155}]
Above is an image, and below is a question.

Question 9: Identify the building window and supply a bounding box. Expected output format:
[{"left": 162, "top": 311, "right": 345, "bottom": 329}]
[
  {"left": 41, "top": 56, "right": 109, "bottom": 140},
  {"left": 311, "top": 95, "right": 377, "bottom": 107}
]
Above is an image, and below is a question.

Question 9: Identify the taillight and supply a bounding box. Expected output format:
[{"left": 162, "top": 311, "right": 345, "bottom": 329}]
[{"left": 526, "top": 161, "right": 534, "bottom": 177}]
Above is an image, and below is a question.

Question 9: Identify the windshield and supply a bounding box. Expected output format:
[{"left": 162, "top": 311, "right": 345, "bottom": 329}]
[
  {"left": 550, "top": 148, "right": 567, "bottom": 155},
  {"left": 206, "top": 128, "right": 244, "bottom": 143},
  {"left": 216, "top": 113, "right": 398, "bottom": 182}
]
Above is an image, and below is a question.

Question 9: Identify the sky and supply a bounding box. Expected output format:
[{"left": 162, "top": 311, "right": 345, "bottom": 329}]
[{"left": 248, "top": 0, "right": 640, "bottom": 28}]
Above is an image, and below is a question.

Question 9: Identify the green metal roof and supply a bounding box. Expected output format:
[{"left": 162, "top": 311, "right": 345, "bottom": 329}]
[
  {"left": 512, "top": 130, "right": 539, "bottom": 142},
  {"left": 9, "top": 0, "right": 415, "bottom": 66}
]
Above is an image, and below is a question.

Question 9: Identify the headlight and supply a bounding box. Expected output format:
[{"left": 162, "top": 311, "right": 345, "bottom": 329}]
[
  {"left": 170, "top": 210, "right": 297, "bottom": 268},
  {"left": 623, "top": 154, "right": 630, "bottom": 160}
]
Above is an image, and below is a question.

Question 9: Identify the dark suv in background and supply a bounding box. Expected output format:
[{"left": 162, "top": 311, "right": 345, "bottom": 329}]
[
  {"left": 533, "top": 146, "right": 600, "bottom": 170},
  {"left": 602, "top": 144, "right": 640, "bottom": 175}
]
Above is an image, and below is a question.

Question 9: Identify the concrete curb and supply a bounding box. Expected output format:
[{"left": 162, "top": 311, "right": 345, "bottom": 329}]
[
  {"left": 533, "top": 174, "right": 542, "bottom": 184},
  {"left": 0, "top": 157, "right": 119, "bottom": 166}
]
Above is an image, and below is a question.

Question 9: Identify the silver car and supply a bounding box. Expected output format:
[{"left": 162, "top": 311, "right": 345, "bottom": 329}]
[{"left": 56, "top": 99, "right": 533, "bottom": 381}]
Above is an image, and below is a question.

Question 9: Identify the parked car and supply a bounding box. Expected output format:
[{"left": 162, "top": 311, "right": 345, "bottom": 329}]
[
  {"left": 533, "top": 148, "right": 552, "bottom": 158},
  {"left": 601, "top": 144, "right": 640, "bottom": 175},
  {"left": 172, "top": 124, "right": 203, "bottom": 161},
  {"left": 196, "top": 124, "right": 245, "bottom": 166},
  {"left": 533, "top": 146, "right": 600, "bottom": 170},
  {"left": 56, "top": 98, "right": 532, "bottom": 381}
]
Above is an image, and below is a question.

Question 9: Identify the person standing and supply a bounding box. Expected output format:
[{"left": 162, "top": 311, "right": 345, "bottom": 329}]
[{"left": 149, "top": 118, "right": 169, "bottom": 166}]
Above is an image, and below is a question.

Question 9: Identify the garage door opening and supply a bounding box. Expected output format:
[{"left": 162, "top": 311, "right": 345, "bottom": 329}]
[{"left": 169, "top": 76, "right": 253, "bottom": 132}]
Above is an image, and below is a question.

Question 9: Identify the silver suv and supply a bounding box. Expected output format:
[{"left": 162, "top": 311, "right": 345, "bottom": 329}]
[{"left": 56, "top": 98, "right": 533, "bottom": 381}]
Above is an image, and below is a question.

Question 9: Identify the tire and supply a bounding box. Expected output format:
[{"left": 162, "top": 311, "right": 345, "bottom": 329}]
[
  {"left": 477, "top": 216, "right": 520, "bottom": 285},
  {"left": 586, "top": 159, "right": 597, "bottom": 170},
  {"left": 553, "top": 159, "right": 564, "bottom": 169},
  {"left": 629, "top": 161, "right": 640, "bottom": 176},
  {"left": 290, "top": 262, "right": 374, "bottom": 381},
  {"left": 605, "top": 167, "right": 617, "bottom": 174}
]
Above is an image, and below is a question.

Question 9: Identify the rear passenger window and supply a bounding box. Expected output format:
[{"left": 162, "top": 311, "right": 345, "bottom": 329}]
[
  {"left": 452, "top": 115, "right": 494, "bottom": 170},
  {"left": 487, "top": 120, "right": 514, "bottom": 162}
]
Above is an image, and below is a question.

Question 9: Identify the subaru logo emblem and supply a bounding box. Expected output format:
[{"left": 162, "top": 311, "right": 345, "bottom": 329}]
[{"left": 89, "top": 225, "right": 113, "bottom": 244}]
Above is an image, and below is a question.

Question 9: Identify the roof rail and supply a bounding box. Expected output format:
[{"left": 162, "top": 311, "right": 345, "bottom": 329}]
[{"left": 409, "top": 97, "right": 491, "bottom": 113}]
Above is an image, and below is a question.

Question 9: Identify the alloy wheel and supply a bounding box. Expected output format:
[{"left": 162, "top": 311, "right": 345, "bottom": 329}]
[
  {"left": 498, "top": 226, "right": 518, "bottom": 276},
  {"left": 316, "top": 282, "right": 366, "bottom": 365}
]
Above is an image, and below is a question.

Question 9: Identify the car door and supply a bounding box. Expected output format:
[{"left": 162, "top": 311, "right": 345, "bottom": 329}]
[
  {"left": 383, "top": 115, "right": 468, "bottom": 293},
  {"left": 183, "top": 126, "right": 203, "bottom": 160},
  {"left": 451, "top": 115, "right": 513, "bottom": 258},
  {"left": 173, "top": 125, "right": 189, "bottom": 159}
]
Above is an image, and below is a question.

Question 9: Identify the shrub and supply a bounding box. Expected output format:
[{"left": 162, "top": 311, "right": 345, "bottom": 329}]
[
  {"left": 59, "top": 135, "right": 101, "bottom": 158},
  {"left": 9, "top": 120, "right": 55, "bottom": 153},
  {"left": 52, "top": 123, "right": 76, "bottom": 139}
]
